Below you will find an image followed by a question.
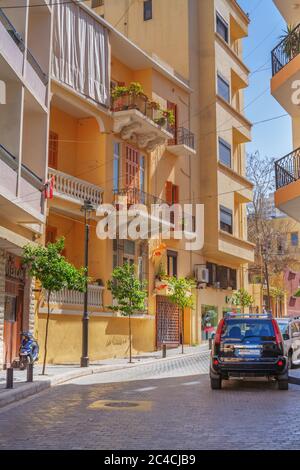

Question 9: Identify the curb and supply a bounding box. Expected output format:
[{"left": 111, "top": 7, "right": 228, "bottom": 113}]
[
  {"left": 0, "top": 348, "right": 209, "bottom": 409},
  {"left": 288, "top": 374, "right": 300, "bottom": 385}
]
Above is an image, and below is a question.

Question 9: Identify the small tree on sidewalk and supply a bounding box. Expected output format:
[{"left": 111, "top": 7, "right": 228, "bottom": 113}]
[
  {"left": 167, "top": 277, "right": 196, "bottom": 354},
  {"left": 230, "top": 288, "right": 254, "bottom": 313},
  {"left": 107, "top": 263, "right": 147, "bottom": 363},
  {"left": 22, "top": 238, "right": 86, "bottom": 375}
]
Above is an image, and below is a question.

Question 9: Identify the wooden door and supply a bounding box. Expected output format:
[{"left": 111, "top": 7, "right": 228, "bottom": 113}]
[
  {"left": 125, "top": 145, "right": 140, "bottom": 204},
  {"left": 3, "top": 281, "right": 23, "bottom": 367}
]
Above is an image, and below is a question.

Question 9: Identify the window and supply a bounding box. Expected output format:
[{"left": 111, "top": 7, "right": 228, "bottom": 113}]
[
  {"left": 49, "top": 131, "right": 58, "bottom": 169},
  {"left": 291, "top": 232, "right": 299, "bottom": 246},
  {"left": 220, "top": 206, "right": 233, "bottom": 234},
  {"left": 167, "top": 250, "right": 178, "bottom": 277},
  {"left": 217, "top": 265, "right": 228, "bottom": 289},
  {"left": 219, "top": 138, "right": 231, "bottom": 167},
  {"left": 123, "top": 240, "right": 135, "bottom": 266},
  {"left": 144, "top": 0, "right": 152, "bottom": 21},
  {"left": 113, "top": 142, "right": 121, "bottom": 192},
  {"left": 217, "top": 74, "right": 230, "bottom": 102},
  {"left": 216, "top": 12, "right": 228, "bottom": 43},
  {"left": 92, "top": 0, "right": 104, "bottom": 7}
]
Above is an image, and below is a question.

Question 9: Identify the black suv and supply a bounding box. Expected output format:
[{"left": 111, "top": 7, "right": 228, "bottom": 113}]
[{"left": 210, "top": 313, "right": 289, "bottom": 390}]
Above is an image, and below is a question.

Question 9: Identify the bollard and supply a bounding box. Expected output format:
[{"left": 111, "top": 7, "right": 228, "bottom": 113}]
[
  {"left": 27, "top": 363, "right": 34, "bottom": 383},
  {"left": 209, "top": 338, "right": 213, "bottom": 350},
  {"left": 6, "top": 367, "right": 13, "bottom": 389},
  {"left": 162, "top": 344, "right": 167, "bottom": 358}
]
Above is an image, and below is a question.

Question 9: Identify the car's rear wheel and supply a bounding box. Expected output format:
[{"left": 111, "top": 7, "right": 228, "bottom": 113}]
[
  {"left": 210, "top": 376, "right": 222, "bottom": 390},
  {"left": 278, "top": 373, "right": 289, "bottom": 390}
]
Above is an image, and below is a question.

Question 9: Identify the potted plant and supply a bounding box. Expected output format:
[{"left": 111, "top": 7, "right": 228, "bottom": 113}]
[
  {"left": 281, "top": 25, "right": 300, "bottom": 60},
  {"left": 111, "top": 85, "right": 129, "bottom": 111}
]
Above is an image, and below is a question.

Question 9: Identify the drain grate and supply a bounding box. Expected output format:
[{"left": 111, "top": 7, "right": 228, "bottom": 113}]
[{"left": 104, "top": 401, "right": 139, "bottom": 408}]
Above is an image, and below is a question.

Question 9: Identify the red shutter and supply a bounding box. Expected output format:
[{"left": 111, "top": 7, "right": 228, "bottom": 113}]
[
  {"left": 49, "top": 131, "right": 58, "bottom": 169},
  {"left": 166, "top": 181, "right": 173, "bottom": 205},
  {"left": 173, "top": 185, "right": 179, "bottom": 204}
]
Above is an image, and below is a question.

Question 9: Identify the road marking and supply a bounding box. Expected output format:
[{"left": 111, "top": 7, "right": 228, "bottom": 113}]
[
  {"left": 133, "top": 386, "right": 157, "bottom": 392},
  {"left": 182, "top": 381, "right": 201, "bottom": 386},
  {"left": 88, "top": 400, "right": 152, "bottom": 411}
]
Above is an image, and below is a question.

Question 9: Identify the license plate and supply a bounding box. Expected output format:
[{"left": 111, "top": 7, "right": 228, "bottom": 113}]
[{"left": 236, "top": 348, "right": 261, "bottom": 357}]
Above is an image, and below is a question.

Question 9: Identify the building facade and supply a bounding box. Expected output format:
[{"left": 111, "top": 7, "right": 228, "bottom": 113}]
[
  {"left": 272, "top": 0, "right": 300, "bottom": 221},
  {"left": 86, "top": 0, "right": 254, "bottom": 340},
  {"left": 0, "top": 1, "right": 52, "bottom": 368}
]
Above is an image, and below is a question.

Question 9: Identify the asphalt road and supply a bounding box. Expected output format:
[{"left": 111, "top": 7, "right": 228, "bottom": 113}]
[{"left": 0, "top": 352, "right": 300, "bottom": 450}]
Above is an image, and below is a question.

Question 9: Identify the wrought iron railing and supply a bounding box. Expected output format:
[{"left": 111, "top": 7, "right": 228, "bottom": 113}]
[
  {"left": 111, "top": 93, "right": 169, "bottom": 131},
  {"left": 271, "top": 23, "right": 300, "bottom": 76},
  {"left": 275, "top": 147, "right": 300, "bottom": 190},
  {"left": 0, "top": 7, "right": 25, "bottom": 52},
  {"left": 168, "top": 127, "right": 195, "bottom": 150},
  {"left": 48, "top": 168, "right": 103, "bottom": 206},
  {"left": 113, "top": 188, "right": 166, "bottom": 207}
]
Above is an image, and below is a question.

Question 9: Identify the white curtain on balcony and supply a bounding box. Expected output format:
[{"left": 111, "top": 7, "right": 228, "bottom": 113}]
[{"left": 52, "top": 2, "right": 109, "bottom": 107}]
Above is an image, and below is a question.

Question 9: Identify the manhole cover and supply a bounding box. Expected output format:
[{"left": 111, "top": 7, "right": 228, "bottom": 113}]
[{"left": 105, "top": 402, "right": 139, "bottom": 408}]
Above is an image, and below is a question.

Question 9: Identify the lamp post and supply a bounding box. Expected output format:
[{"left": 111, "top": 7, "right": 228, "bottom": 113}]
[{"left": 80, "top": 199, "right": 95, "bottom": 368}]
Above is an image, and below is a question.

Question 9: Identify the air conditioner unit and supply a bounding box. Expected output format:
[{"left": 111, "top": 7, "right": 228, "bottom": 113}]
[{"left": 195, "top": 266, "right": 209, "bottom": 283}]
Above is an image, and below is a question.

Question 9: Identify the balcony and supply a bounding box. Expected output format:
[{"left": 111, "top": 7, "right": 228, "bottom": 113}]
[
  {"left": 167, "top": 127, "right": 196, "bottom": 157},
  {"left": 273, "top": 0, "right": 300, "bottom": 25},
  {"left": 25, "top": 48, "right": 48, "bottom": 105},
  {"left": 218, "top": 230, "right": 255, "bottom": 264},
  {"left": 0, "top": 7, "right": 24, "bottom": 76},
  {"left": 111, "top": 93, "right": 173, "bottom": 152},
  {"left": 271, "top": 23, "right": 300, "bottom": 116},
  {"left": 113, "top": 188, "right": 173, "bottom": 237},
  {"left": 48, "top": 168, "right": 103, "bottom": 210},
  {"left": 41, "top": 285, "right": 104, "bottom": 312},
  {"left": 274, "top": 147, "right": 300, "bottom": 222},
  {"left": 0, "top": 143, "right": 44, "bottom": 224}
]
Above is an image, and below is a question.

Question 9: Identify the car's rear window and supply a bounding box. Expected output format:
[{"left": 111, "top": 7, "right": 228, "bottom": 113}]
[{"left": 221, "top": 319, "right": 275, "bottom": 342}]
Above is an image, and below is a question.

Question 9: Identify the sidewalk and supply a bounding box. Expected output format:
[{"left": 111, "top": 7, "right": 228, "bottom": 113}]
[
  {"left": 0, "top": 344, "right": 209, "bottom": 409},
  {"left": 288, "top": 368, "right": 300, "bottom": 385}
]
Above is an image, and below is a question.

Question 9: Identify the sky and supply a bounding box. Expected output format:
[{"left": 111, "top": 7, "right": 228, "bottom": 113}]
[{"left": 237, "top": 0, "right": 292, "bottom": 160}]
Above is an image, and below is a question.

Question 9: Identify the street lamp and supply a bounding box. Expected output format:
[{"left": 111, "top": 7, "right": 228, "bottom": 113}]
[{"left": 80, "top": 199, "right": 95, "bottom": 368}]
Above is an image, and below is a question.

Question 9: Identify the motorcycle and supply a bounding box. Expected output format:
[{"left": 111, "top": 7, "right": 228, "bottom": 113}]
[{"left": 19, "top": 332, "right": 39, "bottom": 370}]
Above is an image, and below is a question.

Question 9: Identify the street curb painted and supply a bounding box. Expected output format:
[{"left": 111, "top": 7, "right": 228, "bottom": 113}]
[{"left": 0, "top": 348, "right": 209, "bottom": 409}]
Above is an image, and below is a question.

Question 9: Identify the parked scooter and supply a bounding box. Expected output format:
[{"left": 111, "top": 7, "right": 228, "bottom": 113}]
[{"left": 19, "top": 332, "right": 39, "bottom": 370}]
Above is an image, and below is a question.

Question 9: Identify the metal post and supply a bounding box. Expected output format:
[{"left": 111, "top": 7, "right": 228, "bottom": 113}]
[
  {"left": 6, "top": 367, "right": 13, "bottom": 389},
  {"left": 27, "top": 363, "right": 34, "bottom": 382},
  {"left": 80, "top": 200, "right": 94, "bottom": 368},
  {"left": 162, "top": 344, "right": 167, "bottom": 358},
  {"left": 209, "top": 338, "right": 213, "bottom": 350}
]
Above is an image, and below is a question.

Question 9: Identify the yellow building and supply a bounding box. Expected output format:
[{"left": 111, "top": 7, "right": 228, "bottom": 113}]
[
  {"left": 86, "top": 0, "right": 254, "bottom": 339},
  {"left": 272, "top": 1, "right": 300, "bottom": 220},
  {"left": 37, "top": 0, "right": 203, "bottom": 364},
  {"left": 0, "top": 1, "right": 52, "bottom": 368}
]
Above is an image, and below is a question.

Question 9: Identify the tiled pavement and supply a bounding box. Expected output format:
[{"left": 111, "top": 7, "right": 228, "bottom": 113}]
[{"left": 0, "top": 350, "right": 300, "bottom": 450}]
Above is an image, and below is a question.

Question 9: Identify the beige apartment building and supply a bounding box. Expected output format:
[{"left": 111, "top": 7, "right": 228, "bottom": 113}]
[
  {"left": 0, "top": 1, "right": 52, "bottom": 368},
  {"left": 86, "top": 0, "right": 255, "bottom": 337}
]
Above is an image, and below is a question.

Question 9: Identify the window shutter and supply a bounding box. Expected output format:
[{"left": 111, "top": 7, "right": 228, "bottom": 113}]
[
  {"left": 166, "top": 181, "right": 173, "bottom": 205},
  {"left": 49, "top": 131, "right": 58, "bottom": 169},
  {"left": 173, "top": 185, "right": 179, "bottom": 204}
]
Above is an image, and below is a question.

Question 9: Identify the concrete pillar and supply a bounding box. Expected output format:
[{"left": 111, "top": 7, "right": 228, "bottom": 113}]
[{"left": 0, "top": 249, "right": 6, "bottom": 369}]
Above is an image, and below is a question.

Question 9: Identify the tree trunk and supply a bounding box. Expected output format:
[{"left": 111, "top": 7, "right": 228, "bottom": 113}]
[
  {"left": 263, "top": 256, "right": 271, "bottom": 312},
  {"left": 128, "top": 313, "right": 132, "bottom": 363},
  {"left": 42, "top": 291, "right": 51, "bottom": 375},
  {"left": 181, "top": 308, "right": 184, "bottom": 354}
]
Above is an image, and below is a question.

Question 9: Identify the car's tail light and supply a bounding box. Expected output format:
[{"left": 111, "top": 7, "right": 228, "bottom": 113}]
[
  {"left": 277, "top": 360, "right": 284, "bottom": 367},
  {"left": 213, "top": 359, "right": 219, "bottom": 366},
  {"left": 272, "top": 319, "right": 283, "bottom": 346},
  {"left": 214, "top": 319, "right": 225, "bottom": 346}
]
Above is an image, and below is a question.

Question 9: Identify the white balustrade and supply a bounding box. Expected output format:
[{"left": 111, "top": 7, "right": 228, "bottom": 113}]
[
  {"left": 46, "top": 285, "right": 104, "bottom": 308},
  {"left": 48, "top": 168, "right": 103, "bottom": 206}
]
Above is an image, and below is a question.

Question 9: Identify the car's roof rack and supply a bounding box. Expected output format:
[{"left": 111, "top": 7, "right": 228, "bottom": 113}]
[{"left": 224, "top": 312, "right": 273, "bottom": 319}]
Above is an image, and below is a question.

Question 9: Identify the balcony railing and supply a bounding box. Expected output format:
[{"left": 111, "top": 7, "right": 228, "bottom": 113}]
[
  {"left": 27, "top": 49, "right": 48, "bottom": 85},
  {"left": 0, "top": 143, "right": 18, "bottom": 170},
  {"left": 111, "top": 93, "right": 169, "bottom": 131},
  {"left": 0, "top": 7, "right": 25, "bottom": 52},
  {"left": 0, "top": 143, "right": 43, "bottom": 190},
  {"left": 49, "top": 168, "right": 103, "bottom": 206},
  {"left": 271, "top": 23, "right": 300, "bottom": 76},
  {"left": 168, "top": 127, "right": 195, "bottom": 150},
  {"left": 275, "top": 147, "right": 300, "bottom": 190},
  {"left": 46, "top": 285, "right": 104, "bottom": 308},
  {"left": 113, "top": 188, "right": 166, "bottom": 207}
]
